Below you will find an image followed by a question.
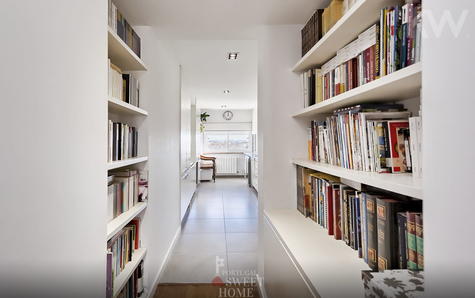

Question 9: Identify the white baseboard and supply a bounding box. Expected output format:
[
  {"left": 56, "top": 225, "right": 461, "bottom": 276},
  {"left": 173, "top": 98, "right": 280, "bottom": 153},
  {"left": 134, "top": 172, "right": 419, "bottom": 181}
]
[
  {"left": 256, "top": 274, "right": 267, "bottom": 298},
  {"left": 146, "top": 226, "right": 181, "bottom": 298}
]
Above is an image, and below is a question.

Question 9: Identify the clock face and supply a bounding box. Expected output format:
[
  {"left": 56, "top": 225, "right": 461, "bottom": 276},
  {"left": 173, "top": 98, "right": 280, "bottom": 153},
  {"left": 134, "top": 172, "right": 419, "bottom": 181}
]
[{"left": 223, "top": 110, "right": 233, "bottom": 121}]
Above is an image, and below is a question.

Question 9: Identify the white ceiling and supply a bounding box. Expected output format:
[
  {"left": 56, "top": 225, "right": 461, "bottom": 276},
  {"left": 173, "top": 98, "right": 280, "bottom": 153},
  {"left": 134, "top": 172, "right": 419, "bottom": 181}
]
[
  {"left": 113, "top": 0, "right": 329, "bottom": 109},
  {"left": 175, "top": 40, "right": 257, "bottom": 109},
  {"left": 114, "top": 0, "right": 329, "bottom": 39}
]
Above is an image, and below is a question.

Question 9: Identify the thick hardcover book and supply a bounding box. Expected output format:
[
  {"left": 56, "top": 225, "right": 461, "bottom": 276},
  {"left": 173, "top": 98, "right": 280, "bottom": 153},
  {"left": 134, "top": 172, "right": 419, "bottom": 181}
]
[
  {"left": 377, "top": 199, "right": 421, "bottom": 271},
  {"left": 132, "top": 30, "right": 141, "bottom": 58},
  {"left": 415, "top": 214, "right": 424, "bottom": 270},
  {"left": 407, "top": 212, "right": 419, "bottom": 270},
  {"left": 366, "top": 194, "right": 380, "bottom": 271},
  {"left": 333, "top": 184, "right": 342, "bottom": 239},
  {"left": 397, "top": 212, "right": 408, "bottom": 269},
  {"left": 125, "top": 20, "right": 134, "bottom": 50},
  {"left": 106, "top": 252, "right": 113, "bottom": 298},
  {"left": 116, "top": 11, "right": 126, "bottom": 41},
  {"left": 296, "top": 166, "right": 305, "bottom": 215}
]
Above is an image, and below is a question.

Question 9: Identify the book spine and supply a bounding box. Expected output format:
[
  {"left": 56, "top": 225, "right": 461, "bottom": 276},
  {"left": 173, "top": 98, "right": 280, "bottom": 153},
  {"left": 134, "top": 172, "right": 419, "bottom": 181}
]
[
  {"left": 397, "top": 213, "right": 408, "bottom": 269},
  {"left": 407, "top": 212, "right": 418, "bottom": 269},
  {"left": 333, "top": 186, "right": 342, "bottom": 239},
  {"left": 366, "top": 195, "right": 378, "bottom": 270},
  {"left": 415, "top": 214, "right": 424, "bottom": 270},
  {"left": 327, "top": 184, "right": 334, "bottom": 235}
]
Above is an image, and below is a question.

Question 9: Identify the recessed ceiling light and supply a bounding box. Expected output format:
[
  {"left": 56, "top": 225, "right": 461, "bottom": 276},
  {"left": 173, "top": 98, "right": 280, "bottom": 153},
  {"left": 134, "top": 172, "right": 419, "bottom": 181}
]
[
  {"left": 223, "top": 90, "right": 230, "bottom": 94},
  {"left": 227, "top": 52, "right": 239, "bottom": 60}
]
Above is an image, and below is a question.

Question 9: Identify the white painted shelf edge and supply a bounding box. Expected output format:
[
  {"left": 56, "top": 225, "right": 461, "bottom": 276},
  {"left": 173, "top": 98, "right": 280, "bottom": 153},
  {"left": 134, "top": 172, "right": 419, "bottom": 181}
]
[
  {"left": 107, "top": 157, "right": 148, "bottom": 170},
  {"left": 264, "top": 209, "right": 370, "bottom": 298},
  {"left": 293, "top": 158, "right": 422, "bottom": 199},
  {"left": 293, "top": 62, "right": 422, "bottom": 118},
  {"left": 113, "top": 247, "right": 147, "bottom": 297},
  {"left": 108, "top": 98, "right": 148, "bottom": 116},
  {"left": 108, "top": 27, "right": 147, "bottom": 71},
  {"left": 107, "top": 202, "right": 147, "bottom": 240}
]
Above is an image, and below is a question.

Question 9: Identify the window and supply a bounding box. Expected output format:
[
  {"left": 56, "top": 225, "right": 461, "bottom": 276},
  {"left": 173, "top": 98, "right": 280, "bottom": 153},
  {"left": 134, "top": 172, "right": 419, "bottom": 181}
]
[{"left": 203, "top": 131, "right": 251, "bottom": 153}]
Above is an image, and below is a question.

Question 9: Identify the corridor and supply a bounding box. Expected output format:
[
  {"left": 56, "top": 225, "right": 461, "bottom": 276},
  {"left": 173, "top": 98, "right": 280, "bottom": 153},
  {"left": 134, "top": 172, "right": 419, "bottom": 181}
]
[{"left": 161, "top": 178, "right": 258, "bottom": 284}]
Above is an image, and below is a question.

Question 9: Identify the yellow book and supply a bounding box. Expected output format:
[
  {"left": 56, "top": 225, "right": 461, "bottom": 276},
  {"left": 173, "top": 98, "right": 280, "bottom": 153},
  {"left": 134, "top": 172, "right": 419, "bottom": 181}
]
[
  {"left": 322, "top": 8, "right": 330, "bottom": 35},
  {"left": 309, "top": 172, "right": 341, "bottom": 183},
  {"left": 315, "top": 69, "right": 323, "bottom": 103},
  {"left": 329, "top": 0, "right": 344, "bottom": 30}
]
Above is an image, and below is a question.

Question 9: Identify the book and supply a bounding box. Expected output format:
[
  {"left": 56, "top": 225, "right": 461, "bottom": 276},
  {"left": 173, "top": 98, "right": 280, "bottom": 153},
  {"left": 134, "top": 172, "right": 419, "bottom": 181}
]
[
  {"left": 366, "top": 194, "right": 379, "bottom": 271},
  {"left": 397, "top": 212, "right": 408, "bottom": 269},
  {"left": 406, "top": 212, "right": 418, "bottom": 270},
  {"left": 415, "top": 213, "right": 424, "bottom": 270},
  {"left": 387, "top": 120, "right": 410, "bottom": 173}
]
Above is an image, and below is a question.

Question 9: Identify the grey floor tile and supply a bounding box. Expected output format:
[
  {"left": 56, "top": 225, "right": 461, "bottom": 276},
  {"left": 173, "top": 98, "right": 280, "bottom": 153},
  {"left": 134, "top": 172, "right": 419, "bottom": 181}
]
[
  {"left": 174, "top": 233, "right": 227, "bottom": 254},
  {"left": 224, "top": 207, "right": 258, "bottom": 219},
  {"left": 225, "top": 219, "right": 258, "bottom": 233},
  {"left": 226, "top": 233, "right": 258, "bottom": 253},
  {"left": 188, "top": 205, "right": 224, "bottom": 219},
  {"left": 182, "top": 219, "right": 225, "bottom": 234},
  {"left": 160, "top": 252, "right": 228, "bottom": 283}
]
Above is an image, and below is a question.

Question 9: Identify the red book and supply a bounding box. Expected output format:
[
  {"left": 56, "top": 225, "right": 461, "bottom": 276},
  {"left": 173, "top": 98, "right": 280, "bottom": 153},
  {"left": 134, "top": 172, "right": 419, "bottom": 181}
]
[
  {"left": 364, "top": 48, "right": 371, "bottom": 84},
  {"left": 333, "top": 185, "right": 342, "bottom": 239},
  {"left": 387, "top": 120, "right": 410, "bottom": 173},
  {"left": 130, "top": 219, "right": 140, "bottom": 249},
  {"left": 369, "top": 45, "right": 375, "bottom": 81},
  {"left": 352, "top": 58, "right": 358, "bottom": 88},
  {"left": 327, "top": 184, "right": 334, "bottom": 235},
  {"left": 348, "top": 60, "right": 353, "bottom": 90}
]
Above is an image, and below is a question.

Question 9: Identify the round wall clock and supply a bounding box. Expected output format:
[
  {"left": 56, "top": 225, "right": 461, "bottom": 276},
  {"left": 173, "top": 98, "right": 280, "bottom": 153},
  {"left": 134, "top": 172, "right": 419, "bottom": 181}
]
[{"left": 223, "top": 110, "right": 233, "bottom": 121}]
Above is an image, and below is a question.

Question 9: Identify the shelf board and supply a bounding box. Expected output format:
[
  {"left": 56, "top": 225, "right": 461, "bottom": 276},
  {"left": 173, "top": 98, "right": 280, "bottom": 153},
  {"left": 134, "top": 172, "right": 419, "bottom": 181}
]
[
  {"left": 293, "top": 63, "right": 422, "bottom": 118},
  {"left": 293, "top": 0, "right": 397, "bottom": 72},
  {"left": 108, "top": 157, "right": 148, "bottom": 170},
  {"left": 108, "top": 98, "right": 148, "bottom": 116},
  {"left": 108, "top": 27, "right": 147, "bottom": 71},
  {"left": 293, "top": 158, "right": 422, "bottom": 199},
  {"left": 107, "top": 202, "right": 147, "bottom": 240},
  {"left": 113, "top": 248, "right": 147, "bottom": 297},
  {"left": 265, "top": 209, "right": 370, "bottom": 298}
]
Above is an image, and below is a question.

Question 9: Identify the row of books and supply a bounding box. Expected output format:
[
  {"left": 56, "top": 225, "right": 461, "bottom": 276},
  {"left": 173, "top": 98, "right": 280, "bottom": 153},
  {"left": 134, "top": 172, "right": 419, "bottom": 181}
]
[
  {"left": 108, "top": 121, "right": 139, "bottom": 162},
  {"left": 301, "top": 0, "right": 360, "bottom": 56},
  {"left": 116, "top": 261, "right": 145, "bottom": 298},
  {"left": 108, "top": 60, "right": 140, "bottom": 107},
  {"left": 107, "top": 170, "right": 148, "bottom": 222},
  {"left": 108, "top": 0, "right": 141, "bottom": 58},
  {"left": 302, "top": 0, "right": 422, "bottom": 107},
  {"left": 307, "top": 104, "right": 421, "bottom": 174},
  {"left": 106, "top": 219, "right": 141, "bottom": 297},
  {"left": 296, "top": 166, "right": 424, "bottom": 271}
]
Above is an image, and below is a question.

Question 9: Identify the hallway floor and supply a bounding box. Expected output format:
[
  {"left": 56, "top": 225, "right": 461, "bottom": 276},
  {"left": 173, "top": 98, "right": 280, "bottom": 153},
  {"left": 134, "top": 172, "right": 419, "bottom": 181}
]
[{"left": 161, "top": 178, "right": 258, "bottom": 284}]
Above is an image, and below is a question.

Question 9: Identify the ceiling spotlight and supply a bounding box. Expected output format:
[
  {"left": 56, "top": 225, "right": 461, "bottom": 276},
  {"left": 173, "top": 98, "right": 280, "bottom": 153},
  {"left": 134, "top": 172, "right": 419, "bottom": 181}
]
[
  {"left": 227, "top": 52, "right": 239, "bottom": 60},
  {"left": 223, "top": 90, "right": 230, "bottom": 94}
]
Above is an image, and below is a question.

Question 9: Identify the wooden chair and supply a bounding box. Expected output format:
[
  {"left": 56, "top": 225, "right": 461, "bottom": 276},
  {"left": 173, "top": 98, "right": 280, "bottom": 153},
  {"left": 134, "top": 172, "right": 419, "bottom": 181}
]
[{"left": 200, "top": 155, "right": 216, "bottom": 182}]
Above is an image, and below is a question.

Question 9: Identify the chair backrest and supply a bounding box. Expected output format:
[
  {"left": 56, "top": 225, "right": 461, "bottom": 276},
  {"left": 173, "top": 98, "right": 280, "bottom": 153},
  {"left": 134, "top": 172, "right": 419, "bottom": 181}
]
[{"left": 200, "top": 155, "right": 216, "bottom": 161}]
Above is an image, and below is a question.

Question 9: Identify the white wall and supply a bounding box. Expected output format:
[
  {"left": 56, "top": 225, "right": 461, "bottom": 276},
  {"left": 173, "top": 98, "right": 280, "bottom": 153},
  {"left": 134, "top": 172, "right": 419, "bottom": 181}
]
[
  {"left": 0, "top": 1, "right": 107, "bottom": 296},
  {"left": 422, "top": 1, "right": 475, "bottom": 296},
  {"left": 201, "top": 108, "right": 253, "bottom": 131},
  {"left": 256, "top": 24, "right": 308, "bottom": 288},
  {"left": 134, "top": 27, "right": 182, "bottom": 292}
]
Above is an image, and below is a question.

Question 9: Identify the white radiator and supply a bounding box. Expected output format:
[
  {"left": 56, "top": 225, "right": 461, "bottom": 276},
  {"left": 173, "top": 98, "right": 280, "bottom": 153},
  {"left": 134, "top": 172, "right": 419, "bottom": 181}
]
[{"left": 211, "top": 153, "right": 247, "bottom": 176}]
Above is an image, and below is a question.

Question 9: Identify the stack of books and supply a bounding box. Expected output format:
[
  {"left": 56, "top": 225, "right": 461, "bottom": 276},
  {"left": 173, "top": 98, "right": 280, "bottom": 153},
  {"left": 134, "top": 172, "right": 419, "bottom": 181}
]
[
  {"left": 307, "top": 104, "right": 422, "bottom": 174},
  {"left": 108, "top": 121, "right": 139, "bottom": 162},
  {"left": 108, "top": 0, "right": 141, "bottom": 57},
  {"left": 107, "top": 170, "right": 148, "bottom": 221},
  {"left": 106, "top": 220, "right": 142, "bottom": 297},
  {"left": 108, "top": 59, "right": 140, "bottom": 107},
  {"left": 302, "top": 0, "right": 422, "bottom": 107},
  {"left": 115, "top": 260, "right": 145, "bottom": 298},
  {"left": 296, "top": 165, "right": 424, "bottom": 272}
]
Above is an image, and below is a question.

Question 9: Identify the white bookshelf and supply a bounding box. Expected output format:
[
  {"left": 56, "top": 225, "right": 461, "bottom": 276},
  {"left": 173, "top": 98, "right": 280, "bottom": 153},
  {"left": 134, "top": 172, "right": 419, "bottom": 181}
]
[
  {"left": 293, "top": 62, "right": 421, "bottom": 118},
  {"left": 107, "top": 156, "right": 148, "bottom": 170},
  {"left": 108, "top": 98, "right": 149, "bottom": 116},
  {"left": 108, "top": 27, "right": 147, "bottom": 71},
  {"left": 107, "top": 202, "right": 148, "bottom": 240},
  {"left": 293, "top": 158, "right": 422, "bottom": 199},
  {"left": 113, "top": 248, "right": 147, "bottom": 297},
  {"left": 107, "top": 5, "right": 149, "bottom": 297},
  {"left": 265, "top": 209, "right": 370, "bottom": 298},
  {"left": 293, "top": 0, "right": 397, "bottom": 72}
]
